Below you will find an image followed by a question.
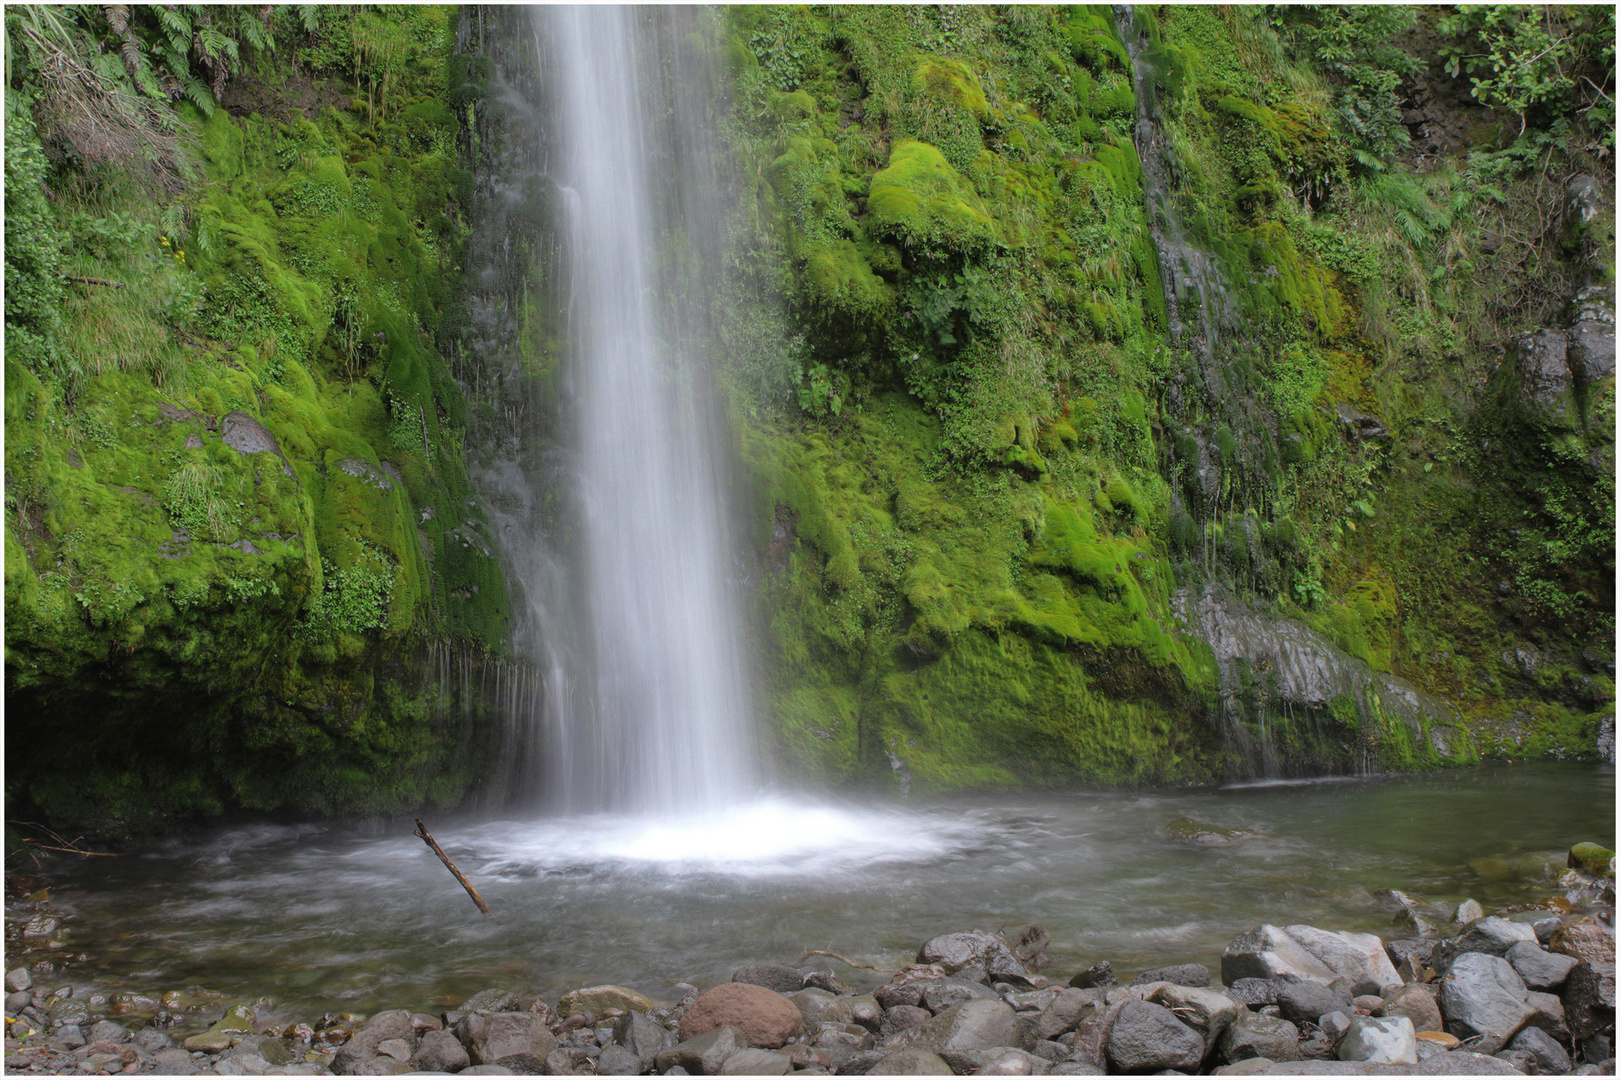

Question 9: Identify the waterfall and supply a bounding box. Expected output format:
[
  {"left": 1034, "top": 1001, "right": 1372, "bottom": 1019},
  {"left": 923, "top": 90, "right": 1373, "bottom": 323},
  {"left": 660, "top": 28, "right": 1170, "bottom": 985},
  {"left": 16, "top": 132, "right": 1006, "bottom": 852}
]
[{"left": 525, "top": 6, "right": 757, "bottom": 814}]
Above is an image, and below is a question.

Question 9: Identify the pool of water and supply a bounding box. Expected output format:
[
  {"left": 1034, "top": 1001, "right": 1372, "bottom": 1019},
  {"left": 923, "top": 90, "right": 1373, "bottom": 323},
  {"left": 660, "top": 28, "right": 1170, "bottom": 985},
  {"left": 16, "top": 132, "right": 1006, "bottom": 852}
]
[{"left": 17, "top": 762, "right": 1612, "bottom": 1027}]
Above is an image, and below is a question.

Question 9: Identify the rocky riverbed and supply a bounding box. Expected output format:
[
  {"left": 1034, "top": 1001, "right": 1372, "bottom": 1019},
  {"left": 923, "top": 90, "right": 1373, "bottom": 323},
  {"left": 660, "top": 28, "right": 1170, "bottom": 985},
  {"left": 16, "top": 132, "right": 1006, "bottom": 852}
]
[{"left": 3, "top": 843, "right": 1614, "bottom": 1077}]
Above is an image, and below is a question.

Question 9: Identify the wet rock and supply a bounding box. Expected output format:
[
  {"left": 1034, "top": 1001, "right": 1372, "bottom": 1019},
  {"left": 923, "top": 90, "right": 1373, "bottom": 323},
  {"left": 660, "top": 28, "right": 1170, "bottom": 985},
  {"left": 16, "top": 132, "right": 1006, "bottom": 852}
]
[
  {"left": 1375, "top": 986, "right": 1442, "bottom": 1034},
  {"left": 680, "top": 982, "right": 803, "bottom": 1049},
  {"left": 1068, "top": 962, "right": 1115, "bottom": 990},
  {"left": 21, "top": 915, "right": 57, "bottom": 938},
  {"left": 560, "top": 985, "right": 656, "bottom": 1019},
  {"left": 943, "top": 1047, "right": 1048, "bottom": 1074},
  {"left": 1133, "top": 962, "right": 1209, "bottom": 987},
  {"left": 184, "top": 1002, "right": 259, "bottom": 1053},
  {"left": 614, "top": 1008, "right": 675, "bottom": 1068},
  {"left": 86, "top": 1020, "right": 130, "bottom": 1045},
  {"left": 734, "top": 965, "right": 804, "bottom": 995},
  {"left": 446, "top": 989, "right": 523, "bottom": 1027},
  {"left": 881, "top": 999, "right": 1020, "bottom": 1056},
  {"left": 1549, "top": 919, "right": 1616, "bottom": 965},
  {"left": 1105, "top": 999, "right": 1204, "bottom": 1072},
  {"left": 804, "top": 971, "right": 852, "bottom": 996},
  {"left": 1512, "top": 327, "right": 1580, "bottom": 424},
  {"left": 1454, "top": 900, "right": 1486, "bottom": 925},
  {"left": 1283, "top": 925, "right": 1403, "bottom": 995},
  {"left": 1278, "top": 981, "right": 1352, "bottom": 1025},
  {"left": 1432, "top": 917, "right": 1541, "bottom": 972},
  {"left": 1569, "top": 843, "right": 1617, "bottom": 879},
  {"left": 5, "top": 969, "right": 31, "bottom": 993},
  {"left": 455, "top": 1012, "right": 558, "bottom": 1066},
  {"left": 1337, "top": 1016, "right": 1417, "bottom": 1066},
  {"left": 53, "top": 1024, "right": 86, "bottom": 1051},
  {"left": 1522, "top": 990, "right": 1570, "bottom": 1042},
  {"left": 411, "top": 1029, "right": 470, "bottom": 1072},
  {"left": 132, "top": 1028, "right": 172, "bottom": 1053},
  {"left": 1437, "top": 953, "right": 1534, "bottom": 1049},
  {"left": 656, "top": 1025, "right": 743, "bottom": 1075},
  {"left": 1218, "top": 1013, "right": 1301, "bottom": 1064},
  {"left": 1003, "top": 988, "right": 1058, "bottom": 1014},
  {"left": 4, "top": 991, "right": 28, "bottom": 1014},
  {"left": 920, "top": 978, "right": 1001, "bottom": 1014},
  {"left": 881, "top": 1004, "right": 934, "bottom": 1040},
  {"left": 460, "top": 1067, "right": 517, "bottom": 1076},
  {"left": 1562, "top": 961, "right": 1616, "bottom": 1041},
  {"left": 1160, "top": 817, "right": 1257, "bottom": 848},
  {"left": 917, "top": 930, "right": 1031, "bottom": 986},
  {"left": 875, "top": 983, "right": 926, "bottom": 1011},
  {"left": 874, "top": 1047, "right": 953, "bottom": 1074},
  {"left": 1509, "top": 1025, "right": 1571, "bottom": 1075},
  {"left": 1506, "top": 940, "right": 1579, "bottom": 991}
]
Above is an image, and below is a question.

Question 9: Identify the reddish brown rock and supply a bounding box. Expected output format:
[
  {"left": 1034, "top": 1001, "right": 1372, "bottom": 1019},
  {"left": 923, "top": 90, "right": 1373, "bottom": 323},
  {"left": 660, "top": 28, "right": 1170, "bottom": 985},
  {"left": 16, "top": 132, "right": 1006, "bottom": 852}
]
[
  {"left": 678, "top": 983, "right": 804, "bottom": 1049},
  {"left": 1549, "top": 918, "right": 1616, "bottom": 965}
]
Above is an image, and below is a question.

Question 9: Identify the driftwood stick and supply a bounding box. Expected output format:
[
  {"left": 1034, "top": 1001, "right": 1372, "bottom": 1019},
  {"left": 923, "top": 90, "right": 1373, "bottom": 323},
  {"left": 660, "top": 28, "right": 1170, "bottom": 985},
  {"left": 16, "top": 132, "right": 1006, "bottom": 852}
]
[
  {"left": 797, "top": 950, "right": 887, "bottom": 972},
  {"left": 413, "top": 818, "right": 491, "bottom": 917},
  {"left": 62, "top": 275, "right": 126, "bottom": 288}
]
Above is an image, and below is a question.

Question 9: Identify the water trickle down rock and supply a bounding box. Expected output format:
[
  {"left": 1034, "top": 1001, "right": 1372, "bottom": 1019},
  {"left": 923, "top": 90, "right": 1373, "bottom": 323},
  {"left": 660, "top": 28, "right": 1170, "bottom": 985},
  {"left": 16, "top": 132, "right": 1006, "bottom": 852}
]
[{"left": 1173, "top": 582, "right": 1469, "bottom": 776}]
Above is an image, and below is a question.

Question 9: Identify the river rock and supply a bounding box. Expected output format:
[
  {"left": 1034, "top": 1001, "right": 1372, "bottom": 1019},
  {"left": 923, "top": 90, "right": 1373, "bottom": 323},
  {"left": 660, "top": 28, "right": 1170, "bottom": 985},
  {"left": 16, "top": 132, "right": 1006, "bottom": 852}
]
[
  {"left": 1375, "top": 986, "right": 1441, "bottom": 1034},
  {"left": 1278, "top": 980, "right": 1351, "bottom": 1025},
  {"left": 1569, "top": 843, "right": 1616, "bottom": 879},
  {"left": 1505, "top": 940, "right": 1580, "bottom": 991},
  {"left": 876, "top": 982, "right": 926, "bottom": 1010},
  {"left": 733, "top": 965, "right": 804, "bottom": 995},
  {"left": 1562, "top": 961, "right": 1616, "bottom": 1041},
  {"left": 455, "top": 1012, "right": 557, "bottom": 1066},
  {"left": 881, "top": 1005, "right": 934, "bottom": 1040},
  {"left": 560, "top": 985, "right": 656, "bottom": 1018},
  {"left": 411, "top": 1029, "right": 470, "bottom": 1072},
  {"left": 715, "top": 1047, "right": 790, "bottom": 1075},
  {"left": 595, "top": 1043, "right": 644, "bottom": 1075},
  {"left": 917, "top": 930, "right": 1032, "bottom": 986},
  {"left": 1226, "top": 978, "right": 1287, "bottom": 1007},
  {"left": 446, "top": 989, "right": 523, "bottom": 1026},
  {"left": 184, "top": 1003, "right": 259, "bottom": 1053},
  {"left": 656, "top": 1026, "right": 742, "bottom": 1075},
  {"left": 1522, "top": 990, "right": 1570, "bottom": 1041},
  {"left": 921, "top": 977, "right": 1001, "bottom": 1013},
  {"left": 1283, "top": 925, "right": 1403, "bottom": 994},
  {"left": 943, "top": 1047, "right": 1049, "bottom": 1074},
  {"left": 1069, "top": 962, "right": 1115, "bottom": 990},
  {"left": 882, "top": 998, "right": 1020, "bottom": 1055},
  {"left": 1160, "top": 816, "right": 1257, "bottom": 847},
  {"left": 1222, "top": 925, "right": 1338, "bottom": 985},
  {"left": 87, "top": 1020, "right": 130, "bottom": 1044},
  {"left": 1134, "top": 962, "right": 1210, "bottom": 987},
  {"left": 1149, "top": 983, "right": 1241, "bottom": 1054},
  {"left": 1550, "top": 918, "right": 1616, "bottom": 965},
  {"left": 1105, "top": 999, "right": 1204, "bottom": 1072},
  {"left": 876, "top": 1047, "right": 954, "bottom": 1074},
  {"left": 1337, "top": 1016, "right": 1417, "bottom": 1066},
  {"left": 680, "top": 982, "right": 803, "bottom": 1048},
  {"left": 614, "top": 1008, "right": 675, "bottom": 1068},
  {"left": 5, "top": 969, "right": 32, "bottom": 993},
  {"left": 1437, "top": 953, "right": 1534, "bottom": 1049},
  {"left": 1432, "top": 917, "right": 1540, "bottom": 972},
  {"left": 1033, "top": 988, "right": 1098, "bottom": 1040},
  {"left": 1509, "top": 1025, "right": 1572, "bottom": 1074},
  {"left": 1219, "top": 1013, "right": 1302, "bottom": 1065}
]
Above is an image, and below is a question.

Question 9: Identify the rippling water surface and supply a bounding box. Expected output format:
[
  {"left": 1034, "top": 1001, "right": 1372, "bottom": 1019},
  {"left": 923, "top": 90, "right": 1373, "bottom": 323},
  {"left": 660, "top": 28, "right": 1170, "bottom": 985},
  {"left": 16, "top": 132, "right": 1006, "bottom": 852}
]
[{"left": 26, "top": 763, "right": 1613, "bottom": 1024}]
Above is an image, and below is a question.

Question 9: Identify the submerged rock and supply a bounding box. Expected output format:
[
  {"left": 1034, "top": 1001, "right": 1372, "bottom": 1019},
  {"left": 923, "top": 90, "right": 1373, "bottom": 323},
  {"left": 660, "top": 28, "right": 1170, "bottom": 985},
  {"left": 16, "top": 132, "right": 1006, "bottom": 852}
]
[{"left": 1160, "top": 817, "right": 1257, "bottom": 847}]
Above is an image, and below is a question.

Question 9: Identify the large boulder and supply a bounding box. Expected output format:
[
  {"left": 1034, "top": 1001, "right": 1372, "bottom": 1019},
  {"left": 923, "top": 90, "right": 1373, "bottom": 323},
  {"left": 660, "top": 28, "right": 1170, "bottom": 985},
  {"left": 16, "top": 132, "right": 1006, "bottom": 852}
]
[
  {"left": 1032, "top": 988, "right": 1099, "bottom": 1041},
  {"left": 1562, "top": 960, "right": 1616, "bottom": 1041},
  {"left": 1508, "top": 1025, "right": 1571, "bottom": 1075},
  {"left": 1568, "top": 842, "right": 1617, "bottom": 879},
  {"left": 1431, "top": 917, "right": 1539, "bottom": 972},
  {"left": 1549, "top": 918, "right": 1616, "bottom": 965},
  {"left": 881, "top": 998, "right": 1020, "bottom": 1056},
  {"left": 1505, "top": 940, "right": 1579, "bottom": 991},
  {"left": 679, "top": 983, "right": 803, "bottom": 1049},
  {"left": 1336, "top": 1016, "right": 1417, "bottom": 1066},
  {"left": 454, "top": 1012, "right": 556, "bottom": 1066},
  {"left": 1436, "top": 953, "right": 1534, "bottom": 1050},
  {"left": 1282, "top": 925, "right": 1403, "bottom": 994},
  {"left": 1105, "top": 999, "right": 1205, "bottom": 1072},
  {"left": 332, "top": 1010, "right": 414, "bottom": 1074},
  {"left": 916, "top": 931, "right": 1032, "bottom": 986},
  {"left": 1374, "top": 986, "right": 1441, "bottom": 1034},
  {"left": 613, "top": 1009, "right": 675, "bottom": 1070}
]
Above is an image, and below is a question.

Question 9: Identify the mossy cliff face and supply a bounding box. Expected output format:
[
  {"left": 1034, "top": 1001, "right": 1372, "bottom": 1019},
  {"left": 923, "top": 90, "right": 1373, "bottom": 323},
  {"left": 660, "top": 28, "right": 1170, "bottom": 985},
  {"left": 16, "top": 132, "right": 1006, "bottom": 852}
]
[
  {"left": 4, "top": 7, "right": 515, "bottom": 831},
  {"left": 710, "top": 5, "right": 1613, "bottom": 792}
]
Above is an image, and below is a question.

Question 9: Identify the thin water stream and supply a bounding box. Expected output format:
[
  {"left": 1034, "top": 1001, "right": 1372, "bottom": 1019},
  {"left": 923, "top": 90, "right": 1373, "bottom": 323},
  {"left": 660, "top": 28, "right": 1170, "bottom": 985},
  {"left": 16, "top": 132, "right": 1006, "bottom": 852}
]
[{"left": 20, "top": 764, "right": 1610, "bottom": 1029}]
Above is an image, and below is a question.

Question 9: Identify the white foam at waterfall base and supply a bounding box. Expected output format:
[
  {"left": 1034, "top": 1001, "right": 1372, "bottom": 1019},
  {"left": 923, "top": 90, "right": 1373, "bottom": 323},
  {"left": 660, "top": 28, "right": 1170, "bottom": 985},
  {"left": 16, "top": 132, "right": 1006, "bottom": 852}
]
[{"left": 461, "top": 797, "right": 987, "bottom": 879}]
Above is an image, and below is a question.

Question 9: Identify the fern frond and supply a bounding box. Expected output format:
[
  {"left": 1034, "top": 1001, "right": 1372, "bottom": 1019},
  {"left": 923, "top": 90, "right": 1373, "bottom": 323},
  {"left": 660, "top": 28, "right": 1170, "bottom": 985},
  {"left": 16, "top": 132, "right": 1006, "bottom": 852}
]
[
  {"left": 180, "top": 74, "right": 214, "bottom": 117},
  {"left": 154, "top": 6, "right": 191, "bottom": 50}
]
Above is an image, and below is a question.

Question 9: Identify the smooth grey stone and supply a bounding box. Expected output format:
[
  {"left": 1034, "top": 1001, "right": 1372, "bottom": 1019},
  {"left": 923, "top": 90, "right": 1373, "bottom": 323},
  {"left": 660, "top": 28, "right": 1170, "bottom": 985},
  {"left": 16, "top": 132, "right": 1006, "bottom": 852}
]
[
  {"left": 1413, "top": 1050, "right": 1526, "bottom": 1074},
  {"left": 4, "top": 992, "right": 28, "bottom": 1013},
  {"left": 655, "top": 1025, "right": 743, "bottom": 1076},
  {"left": 1432, "top": 919, "right": 1540, "bottom": 973},
  {"left": 917, "top": 931, "right": 1032, "bottom": 987},
  {"left": 879, "top": 1005, "right": 932, "bottom": 1041},
  {"left": 1222, "top": 926, "right": 1338, "bottom": 986},
  {"left": 919, "top": 978, "right": 1000, "bottom": 1014},
  {"left": 133, "top": 1029, "right": 173, "bottom": 1052},
  {"left": 1506, "top": 941, "right": 1579, "bottom": 993},
  {"left": 1031, "top": 988, "right": 1099, "bottom": 1041},
  {"left": 1048, "top": 1063, "right": 1106, "bottom": 1076},
  {"left": 454, "top": 1012, "right": 557, "bottom": 1067},
  {"left": 872, "top": 1048, "right": 952, "bottom": 1074},
  {"left": 410, "top": 1029, "right": 470, "bottom": 1073},
  {"left": 1148, "top": 983, "right": 1241, "bottom": 1054},
  {"left": 596, "top": 1043, "right": 646, "bottom": 1075},
  {"left": 1283, "top": 926, "right": 1403, "bottom": 996},
  {"left": 1278, "top": 981, "right": 1351, "bottom": 1025},
  {"left": 5, "top": 969, "right": 32, "bottom": 993},
  {"left": 1438, "top": 954, "right": 1534, "bottom": 1045},
  {"left": 1133, "top": 963, "right": 1210, "bottom": 988},
  {"left": 445, "top": 990, "right": 523, "bottom": 1028},
  {"left": 881, "top": 999, "right": 1019, "bottom": 1055},
  {"left": 1227, "top": 979, "right": 1287, "bottom": 1007},
  {"left": 53, "top": 1025, "right": 86, "bottom": 1051},
  {"left": 1508, "top": 1025, "right": 1571, "bottom": 1074},
  {"left": 1105, "top": 1000, "right": 1203, "bottom": 1073},
  {"left": 458, "top": 1068, "right": 517, "bottom": 1076}
]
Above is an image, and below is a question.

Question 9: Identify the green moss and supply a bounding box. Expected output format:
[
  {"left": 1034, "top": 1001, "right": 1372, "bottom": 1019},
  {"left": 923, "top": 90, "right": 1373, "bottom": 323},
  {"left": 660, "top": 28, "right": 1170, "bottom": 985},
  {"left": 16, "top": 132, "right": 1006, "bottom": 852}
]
[{"left": 867, "top": 140, "right": 998, "bottom": 253}]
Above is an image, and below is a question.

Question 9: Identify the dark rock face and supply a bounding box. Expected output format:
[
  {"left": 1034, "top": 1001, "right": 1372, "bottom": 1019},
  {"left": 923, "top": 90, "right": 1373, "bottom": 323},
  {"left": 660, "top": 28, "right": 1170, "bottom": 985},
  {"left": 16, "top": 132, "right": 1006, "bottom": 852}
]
[
  {"left": 1506, "top": 940, "right": 1580, "bottom": 991},
  {"left": 1132, "top": 962, "right": 1210, "bottom": 986},
  {"left": 1104, "top": 1000, "right": 1205, "bottom": 1073},
  {"left": 1437, "top": 953, "right": 1535, "bottom": 1050},
  {"left": 916, "top": 931, "right": 1032, "bottom": 986},
  {"left": 1069, "top": 962, "right": 1115, "bottom": 990},
  {"left": 1278, "top": 980, "right": 1353, "bottom": 1025},
  {"left": 1564, "top": 961, "right": 1617, "bottom": 1041},
  {"left": 1218, "top": 1012, "right": 1301, "bottom": 1064}
]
